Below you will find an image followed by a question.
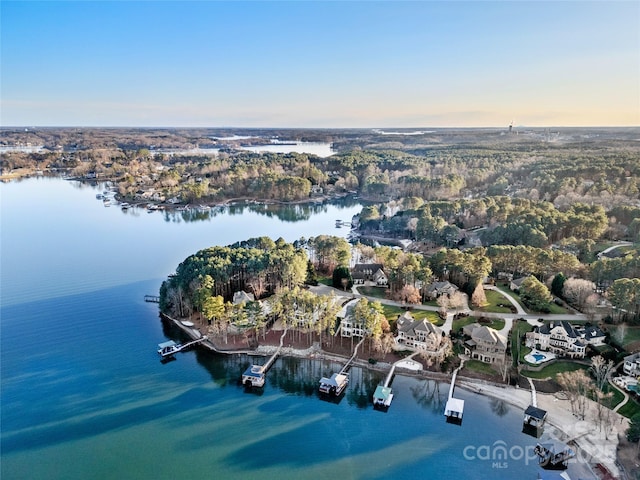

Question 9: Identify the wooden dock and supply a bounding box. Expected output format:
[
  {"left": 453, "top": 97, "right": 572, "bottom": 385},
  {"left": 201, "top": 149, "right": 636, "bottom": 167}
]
[
  {"left": 157, "top": 336, "right": 208, "bottom": 358},
  {"left": 243, "top": 328, "right": 288, "bottom": 387},
  {"left": 319, "top": 337, "right": 365, "bottom": 397},
  {"left": 373, "top": 352, "right": 418, "bottom": 409},
  {"left": 444, "top": 358, "right": 465, "bottom": 423}
]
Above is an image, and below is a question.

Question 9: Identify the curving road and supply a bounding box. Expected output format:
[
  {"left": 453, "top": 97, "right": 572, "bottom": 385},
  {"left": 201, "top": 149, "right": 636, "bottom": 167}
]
[{"left": 310, "top": 283, "right": 588, "bottom": 337}]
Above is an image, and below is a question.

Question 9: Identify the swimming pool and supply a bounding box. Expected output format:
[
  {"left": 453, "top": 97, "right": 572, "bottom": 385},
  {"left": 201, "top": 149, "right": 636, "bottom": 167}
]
[{"left": 524, "top": 349, "right": 556, "bottom": 365}]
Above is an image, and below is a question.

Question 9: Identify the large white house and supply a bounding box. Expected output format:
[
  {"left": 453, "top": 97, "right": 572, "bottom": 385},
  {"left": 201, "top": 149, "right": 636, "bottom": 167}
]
[
  {"left": 525, "top": 321, "right": 605, "bottom": 359},
  {"left": 624, "top": 353, "right": 640, "bottom": 377},
  {"left": 395, "top": 311, "right": 444, "bottom": 353},
  {"left": 339, "top": 299, "right": 366, "bottom": 337}
]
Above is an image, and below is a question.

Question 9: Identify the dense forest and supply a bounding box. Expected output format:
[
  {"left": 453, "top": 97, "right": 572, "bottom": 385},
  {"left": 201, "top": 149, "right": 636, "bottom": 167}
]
[{"left": 3, "top": 127, "right": 638, "bottom": 320}]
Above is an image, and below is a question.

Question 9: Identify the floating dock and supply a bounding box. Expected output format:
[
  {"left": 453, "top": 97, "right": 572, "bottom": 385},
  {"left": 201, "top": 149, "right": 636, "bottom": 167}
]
[
  {"left": 319, "top": 373, "right": 349, "bottom": 395},
  {"left": 373, "top": 385, "right": 393, "bottom": 409},
  {"left": 534, "top": 441, "right": 575, "bottom": 469},
  {"left": 157, "top": 336, "right": 207, "bottom": 358},
  {"left": 243, "top": 328, "right": 288, "bottom": 388},
  {"left": 523, "top": 377, "right": 547, "bottom": 437},
  {"left": 318, "top": 337, "right": 364, "bottom": 397},
  {"left": 444, "top": 358, "right": 465, "bottom": 424}
]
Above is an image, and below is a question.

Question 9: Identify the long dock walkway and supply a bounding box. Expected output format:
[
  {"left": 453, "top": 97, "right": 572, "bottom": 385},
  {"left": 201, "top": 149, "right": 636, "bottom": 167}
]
[
  {"left": 339, "top": 337, "right": 366, "bottom": 376},
  {"left": 527, "top": 377, "right": 537, "bottom": 407},
  {"left": 444, "top": 357, "right": 466, "bottom": 422},
  {"left": 384, "top": 351, "right": 419, "bottom": 388},
  {"left": 178, "top": 336, "right": 208, "bottom": 352},
  {"left": 259, "top": 328, "right": 288, "bottom": 373}
]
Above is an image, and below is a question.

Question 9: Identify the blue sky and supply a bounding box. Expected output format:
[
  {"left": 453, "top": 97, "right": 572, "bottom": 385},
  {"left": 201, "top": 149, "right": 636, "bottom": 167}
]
[{"left": 1, "top": 1, "right": 638, "bottom": 127}]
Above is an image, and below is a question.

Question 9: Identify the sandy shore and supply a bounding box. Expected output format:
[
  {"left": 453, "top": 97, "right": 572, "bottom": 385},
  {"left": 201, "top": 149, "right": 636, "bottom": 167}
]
[
  {"left": 458, "top": 379, "right": 627, "bottom": 478},
  {"left": 162, "top": 313, "right": 627, "bottom": 478}
]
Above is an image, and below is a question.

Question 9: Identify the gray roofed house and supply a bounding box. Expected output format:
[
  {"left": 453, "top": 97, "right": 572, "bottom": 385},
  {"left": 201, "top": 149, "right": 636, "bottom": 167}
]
[
  {"left": 424, "top": 281, "right": 459, "bottom": 299},
  {"left": 233, "top": 290, "right": 255, "bottom": 304},
  {"left": 510, "top": 277, "right": 528, "bottom": 291},
  {"left": 525, "top": 321, "right": 588, "bottom": 359},
  {"left": 463, "top": 323, "right": 507, "bottom": 364},
  {"left": 395, "top": 311, "right": 443, "bottom": 352},
  {"left": 351, "top": 263, "right": 388, "bottom": 285}
]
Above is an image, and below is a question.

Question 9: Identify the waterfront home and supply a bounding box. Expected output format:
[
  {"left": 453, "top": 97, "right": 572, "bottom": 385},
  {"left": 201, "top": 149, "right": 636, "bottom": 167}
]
[
  {"left": 525, "top": 321, "right": 605, "bottom": 359},
  {"left": 351, "top": 263, "right": 388, "bottom": 286},
  {"left": 339, "top": 298, "right": 367, "bottom": 337},
  {"left": 624, "top": 353, "right": 640, "bottom": 376},
  {"left": 462, "top": 324, "right": 507, "bottom": 364},
  {"left": 424, "top": 281, "right": 459, "bottom": 300},
  {"left": 395, "top": 311, "right": 444, "bottom": 353}
]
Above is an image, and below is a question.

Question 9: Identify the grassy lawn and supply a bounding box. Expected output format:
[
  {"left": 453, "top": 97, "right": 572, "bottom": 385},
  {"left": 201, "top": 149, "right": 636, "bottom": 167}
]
[
  {"left": 495, "top": 284, "right": 567, "bottom": 315},
  {"left": 451, "top": 316, "right": 505, "bottom": 333},
  {"left": 358, "top": 286, "right": 388, "bottom": 299},
  {"left": 521, "top": 361, "right": 589, "bottom": 380},
  {"left": 618, "top": 397, "right": 640, "bottom": 418},
  {"left": 381, "top": 304, "right": 443, "bottom": 326},
  {"left": 607, "top": 324, "right": 640, "bottom": 350},
  {"left": 511, "top": 320, "right": 534, "bottom": 365},
  {"left": 478, "top": 289, "right": 517, "bottom": 314},
  {"left": 463, "top": 359, "right": 500, "bottom": 377}
]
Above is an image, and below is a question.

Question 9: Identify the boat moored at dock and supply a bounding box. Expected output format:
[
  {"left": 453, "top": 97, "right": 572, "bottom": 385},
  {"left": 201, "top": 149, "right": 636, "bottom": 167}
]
[
  {"left": 158, "top": 340, "right": 182, "bottom": 358},
  {"left": 242, "top": 365, "right": 266, "bottom": 387},
  {"left": 318, "top": 372, "right": 349, "bottom": 396}
]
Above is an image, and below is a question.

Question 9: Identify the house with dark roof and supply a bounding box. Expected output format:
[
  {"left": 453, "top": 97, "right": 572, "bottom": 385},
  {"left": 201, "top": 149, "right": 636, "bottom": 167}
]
[
  {"left": 526, "top": 321, "right": 588, "bottom": 359},
  {"left": 351, "top": 263, "right": 388, "bottom": 286},
  {"left": 510, "top": 277, "right": 528, "bottom": 291},
  {"left": 395, "top": 311, "right": 444, "bottom": 353},
  {"left": 424, "top": 281, "right": 459, "bottom": 300}
]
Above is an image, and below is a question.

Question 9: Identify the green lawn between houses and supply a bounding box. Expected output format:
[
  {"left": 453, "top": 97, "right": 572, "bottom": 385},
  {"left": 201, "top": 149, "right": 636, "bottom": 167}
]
[
  {"left": 495, "top": 284, "right": 568, "bottom": 315},
  {"left": 381, "top": 304, "right": 443, "bottom": 326},
  {"left": 451, "top": 316, "right": 505, "bottom": 333},
  {"left": 462, "top": 359, "right": 501, "bottom": 377},
  {"left": 477, "top": 289, "right": 517, "bottom": 314},
  {"left": 520, "top": 361, "right": 589, "bottom": 380}
]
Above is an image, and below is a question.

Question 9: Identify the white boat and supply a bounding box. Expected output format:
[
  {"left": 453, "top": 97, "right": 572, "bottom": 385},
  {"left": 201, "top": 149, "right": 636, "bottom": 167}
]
[{"left": 120, "top": 202, "right": 130, "bottom": 209}]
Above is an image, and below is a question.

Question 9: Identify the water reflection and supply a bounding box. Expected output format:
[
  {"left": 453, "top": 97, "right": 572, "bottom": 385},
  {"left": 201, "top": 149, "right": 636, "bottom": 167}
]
[
  {"left": 153, "top": 195, "right": 363, "bottom": 224},
  {"left": 490, "top": 397, "right": 510, "bottom": 417},
  {"left": 411, "top": 379, "right": 446, "bottom": 414}
]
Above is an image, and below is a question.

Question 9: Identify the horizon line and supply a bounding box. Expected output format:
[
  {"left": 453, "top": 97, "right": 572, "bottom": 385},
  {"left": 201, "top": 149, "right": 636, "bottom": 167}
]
[{"left": 2, "top": 125, "right": 639, "bottom": 130}]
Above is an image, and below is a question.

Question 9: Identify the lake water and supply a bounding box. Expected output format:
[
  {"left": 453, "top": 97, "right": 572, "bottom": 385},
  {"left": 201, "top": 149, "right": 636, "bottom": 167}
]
[
  {"left": 153, "top": 142, "right": 334, "bottom": 158},
  {"left": 1, "top": 177, "right": 541, "bottom": 479}
]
